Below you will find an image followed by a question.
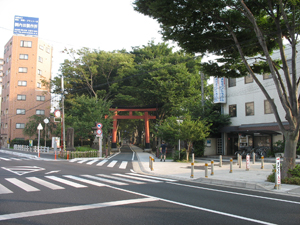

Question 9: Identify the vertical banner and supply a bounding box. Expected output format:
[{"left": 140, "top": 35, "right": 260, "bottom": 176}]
[
  {"left": 213, "top": 77, "right": 226, "bottom": 103},
  {"left": 275, "top": 157, "right": 281, "bottom": 189}
]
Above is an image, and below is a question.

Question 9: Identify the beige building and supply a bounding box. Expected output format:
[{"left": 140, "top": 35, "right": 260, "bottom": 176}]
[{"left": 1, "top": 36, "right": 52, "bottom": 147}]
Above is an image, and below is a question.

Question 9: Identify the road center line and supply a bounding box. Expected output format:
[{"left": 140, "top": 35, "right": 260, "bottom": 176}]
[
  {"left": 167, "top": 182, "right": 300, "bottom": 205},
  {"left": 0, "top": 198, "right": 157, "bottom": 221}
]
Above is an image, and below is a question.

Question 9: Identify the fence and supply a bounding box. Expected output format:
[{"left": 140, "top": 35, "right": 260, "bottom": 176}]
[{"left": 13, "top": 144, "right": 51, "bottom": 153}]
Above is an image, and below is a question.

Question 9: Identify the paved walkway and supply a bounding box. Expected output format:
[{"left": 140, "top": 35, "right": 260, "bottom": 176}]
[{"left": 130, "top": 145, "right": 300, "bottom": 196}]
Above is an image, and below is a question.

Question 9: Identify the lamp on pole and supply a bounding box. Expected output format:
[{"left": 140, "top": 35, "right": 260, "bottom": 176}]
[
  {"left": 43, "top": 118, "right": 49, "bottom": 147},
  {"left": 37, "top": 123, "right": 43, "bottom": 158}
]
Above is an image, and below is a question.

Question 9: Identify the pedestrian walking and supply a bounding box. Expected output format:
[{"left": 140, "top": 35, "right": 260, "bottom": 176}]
[{"left": 160, "top": 141, "right": 167, "bottom": 162}]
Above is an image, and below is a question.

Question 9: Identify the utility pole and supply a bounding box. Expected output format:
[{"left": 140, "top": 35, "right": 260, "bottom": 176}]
[
  {"left": 61, "top": 75, "right": 66, "bottom": 152},
  {"left": 201, "top": 72, "right": 205, "bottom": 113}
]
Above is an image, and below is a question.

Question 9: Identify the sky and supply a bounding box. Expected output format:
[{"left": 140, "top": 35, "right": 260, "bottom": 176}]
[{"left": 0, "top": 0, "right": 167, "bottom": 78}]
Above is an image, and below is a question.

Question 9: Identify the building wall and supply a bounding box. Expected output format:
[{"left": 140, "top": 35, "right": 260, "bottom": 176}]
[
  {"left": 218, "top": 44, "right": 299, "bottom": 155},
  {"left": 1, "top": 36, "right": 52, "bottom": 147}
]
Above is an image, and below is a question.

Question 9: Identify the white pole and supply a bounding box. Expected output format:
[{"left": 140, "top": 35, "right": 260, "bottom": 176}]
[
  {"left": 38, "top": 129, "right": 40, "bottom": 158},
  {"left": 178, "top": 139, "right": 180, "bottom": 160}
]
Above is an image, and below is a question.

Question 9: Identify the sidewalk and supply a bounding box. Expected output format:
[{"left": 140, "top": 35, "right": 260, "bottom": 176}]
[{"left": 130, "top": 145, "right": 300, "bottom": 196}]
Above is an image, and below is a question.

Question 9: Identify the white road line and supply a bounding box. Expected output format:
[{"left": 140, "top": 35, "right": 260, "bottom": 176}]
[
  {"left": 96, "top": 159, "right": 108, "bottom": 166},
  {"left": 63, "top": 175, "right": 106, "bottom": 187},
  {"left": 0, "top": 197, "right": 157, "bottom": 221},
  {"left": 69, "top": 158, "right": 79, "bottom": 162},
  {"left": 107, "top": 160, "right": 117, "bottom": 168},
  {"left": 97, "top": 174, "right": 145, "bottom": 184},
  {"left": 126, "top": 173, "right": 178, "bottom": 182},
  {"left": 0, "top": 183, "right": 13, "bottom": 194},
  {"left": 168, "top": 182, "right": 300, "bottom": 205},
  {"left": 119, "top": 161, "right": 128, "bottom": 169},
  {"left": 107, "top": 152, "right": 120, "bottom": 159},
  {"left": 5, "top": 178, "right": 40, "bottom": 192},
  {"left": 26, "top": 177, "right": 65, "bottom": 190},
  {"left": 45, "top": 176, "right": 87, "bottom": 188},
  {"left": 113, "top": 173, "right": 161, "bottom": 183},
  {"left": 131, "top": 152, "right": 135, "bottom": 161},
  {"left": 11, "top": 158, "right": 22, "bottom": 161},
  {"left": 77, "top": 159, "right": 89, "bottom": 164},
  {"left": 0, "top": 157, "right": 11, "bottom": 161},
  {"left": 86, "top": 159, "right": 99, "bottom": 165},
  {"left": 82, "top": 175, "right": 128, "bottom": 186}
]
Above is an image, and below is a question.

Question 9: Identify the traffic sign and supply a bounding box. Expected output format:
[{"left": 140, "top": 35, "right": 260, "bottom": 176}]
[
  {"left": 96, "top": 129, "right": 102, "bottom": 135},
  {"left": 96, "top": 123, "right": 103, "bottom": 129}
]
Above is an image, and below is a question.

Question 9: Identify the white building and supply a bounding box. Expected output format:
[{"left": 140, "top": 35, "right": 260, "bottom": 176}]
[{"left": 208, "top": 44, "right": 299, "bottom": 156}]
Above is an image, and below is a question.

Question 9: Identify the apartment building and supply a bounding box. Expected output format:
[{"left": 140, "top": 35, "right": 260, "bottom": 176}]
[
  {"left": 1, "top": 36, "right": 52, "bottom": 147},
  {"left": 208, "top": 44, "right": 300, "bottom": 156}
]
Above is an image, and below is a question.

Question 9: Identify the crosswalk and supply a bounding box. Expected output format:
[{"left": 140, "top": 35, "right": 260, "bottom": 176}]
[
  {"left": 69, "top": 158, "right": 129, "bottom": 170},
  {"left": 0, "top": 157, "right": 53, "bottom": 161},
  {"left": 0, "top": 173, "right": 177, "bottom": 195}
]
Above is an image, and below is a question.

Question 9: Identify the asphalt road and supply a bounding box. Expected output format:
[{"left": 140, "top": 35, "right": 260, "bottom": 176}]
[{"left": 0, "top": 146, "right": 299, "bottom": 225}]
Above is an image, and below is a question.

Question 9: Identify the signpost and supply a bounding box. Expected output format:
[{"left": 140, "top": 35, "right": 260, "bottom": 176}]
[
  {"left": 44, "top": 118, "right": 49, "bottom": 146},
  {"left": 275, "top": 157, "right": 281, "bottom": 190},
  {"left": 96, "top": 123, "right": 103, "bottom": 158},
  {"left": 14, "top": 15, "right": 39, "bottom": 36}
]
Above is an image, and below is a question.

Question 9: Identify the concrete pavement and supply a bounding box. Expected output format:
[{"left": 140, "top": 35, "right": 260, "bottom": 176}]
[{"left": 130, "top": 145, "right": 300, "bottom": 196}]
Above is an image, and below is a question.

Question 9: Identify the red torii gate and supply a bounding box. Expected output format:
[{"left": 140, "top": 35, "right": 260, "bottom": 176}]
[{"left": 110, "top": 108, "right": 156, "bottom": 149}]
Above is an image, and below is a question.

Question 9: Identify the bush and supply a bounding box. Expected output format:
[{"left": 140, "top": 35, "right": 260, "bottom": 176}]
[
  {"left": 267, "top": 164, "right": 300, "bottom": 185},
  {"left": 173, "top": 149, "right": 186, "bottom": 162}
]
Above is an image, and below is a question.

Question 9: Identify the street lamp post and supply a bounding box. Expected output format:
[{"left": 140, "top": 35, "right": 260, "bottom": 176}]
[
  {"left": 37, "top": 123, "right": 43, "bottom": 158},
  {"left": 176, "top": 120, "right": 183, "bottom": 160},
  {"left": 44, "top": 118, "right": 49, "bottom": 147}
]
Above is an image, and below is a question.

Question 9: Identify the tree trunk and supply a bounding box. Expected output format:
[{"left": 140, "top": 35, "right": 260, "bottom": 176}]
[{"left": 282, "top": 131, "right": 298, "bottom": 178}]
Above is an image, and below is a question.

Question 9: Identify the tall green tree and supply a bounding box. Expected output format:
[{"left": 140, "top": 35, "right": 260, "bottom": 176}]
[
  {"left": 65, "top": 95, "right": 113, "bottom": 144},
  {"left": 134, "top": 0, "right": 300, "bottom": 178},
  {"left": 23, "top": 115, "right": 55, "bottom": 139}
]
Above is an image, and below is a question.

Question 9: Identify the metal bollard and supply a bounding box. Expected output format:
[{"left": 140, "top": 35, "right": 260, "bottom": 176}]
[
  {"left": 229, "top": 158, "right": 233, "bottom": 173},
  {"left": 252, "top": 152, "right": 255, "bottom": 164},
  {"left": 205, "top": 163, "right": 208, "bottom": 178},
  {"left": 237, "top": 153, "right": 240, "bottom": 165},
  {"left": 211, "top": 160, "right": 214, "bottom": 175},
  {"left": 219, "top": 155, "right": 222, "bottom": 167},
  {"left": 191, "top": 153, "right": 194, "bottom": 178},
  {"left": 239, "top": 155, "right": 242, "bottom": 168},
  {"left": 149, "top": 156, "right": 151, "bottom": 170},
  {"left": 261, "top": 156, "right": 264, "bottom": 169}
]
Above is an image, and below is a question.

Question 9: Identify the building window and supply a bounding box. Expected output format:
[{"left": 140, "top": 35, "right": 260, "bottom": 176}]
[
  {"left": 39, "top": 45, "right": 44, "bottom": 50},
  {"left": 16, "top": 123, "right": 25, "bottom": 129},
  {"left": 37, "top": 82, "right": 41, "bottom": 88},
  {"left": 263, "top": 73, "right": 272, "bottom": 80},
  {"left": 5, "top": 123, "right": 8, "bottom": 128},
  {"left": 228, "top": 78, "right": 236, "bottom": 87},
  {"left": 37, "top": 95, "right": 45, "bottom": 101},
  {"left": 19, "top": 54, "right": 28, "bottom": 60},
  {"left": 17, "top": 109, "right": 26, "bottom": 115},
  {"left": 20, "top": 41, "right": 32, "bottom": 48},
  {"left": 17, "top": 95, "right": 26, "bottom": 101},
  {"left": 18, "top": 81, "right": 27, "bottom": 86},
  {"left": 38, "top": 69, "right": 42, "bottom": 75},
  {"left": 245, "top": 73, "right": 253, "bottom": 84},
  {"left": 38, "top": 56, "right": 43, "bottom": 63},
  {"left": 229, "top": 104, "right": 237, "bottom": 117},
  {"left": 36, "top": 110, "right": 45, "bottom": 115},
  {"left": 264, "top": 99, "right": 274, "bottom": 114},
  {"left": 18, "top": 67, "right": 28, "bottom": 73},
  {"left": 6, "top": 95, "right": 9, "bottom": 101},
  {"left": 245, "top": 102, "right": 254, "bottom": 116},
  {"left": 46, "top": 48, "right": 50, "bottom": 53},
  {"left": 5, "top": 109, "right": 8, "bottom": 114}
]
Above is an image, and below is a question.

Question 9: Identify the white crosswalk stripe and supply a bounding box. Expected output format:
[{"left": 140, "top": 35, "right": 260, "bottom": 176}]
[
  {"left": 0, "top": 157, "right": 11, "bottom": 161},
  {"left": 86, "top": 159, "right": 99, "bottom": 165},
  {"left": 5, "top": 178, "right": 40, "bottom": 192},
  {"left": 45, "top": 176, "right": 87, "bottom": 188},
  {"left": 107, "top": 160, "right": 118, "bottom": 168},
  {"left": 119, "top": 161, "right": 128, "bottom": 169},
  {"left": 96, "top": 159, "right": 108, "bottom": 166},
  {"left": 0, "top": 173, "right": 177, "bottom": 195}
]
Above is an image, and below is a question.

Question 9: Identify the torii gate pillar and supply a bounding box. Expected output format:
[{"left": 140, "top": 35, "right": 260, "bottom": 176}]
[{"left": 110, "top": 108, "right": 156, "bottom": 151}]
